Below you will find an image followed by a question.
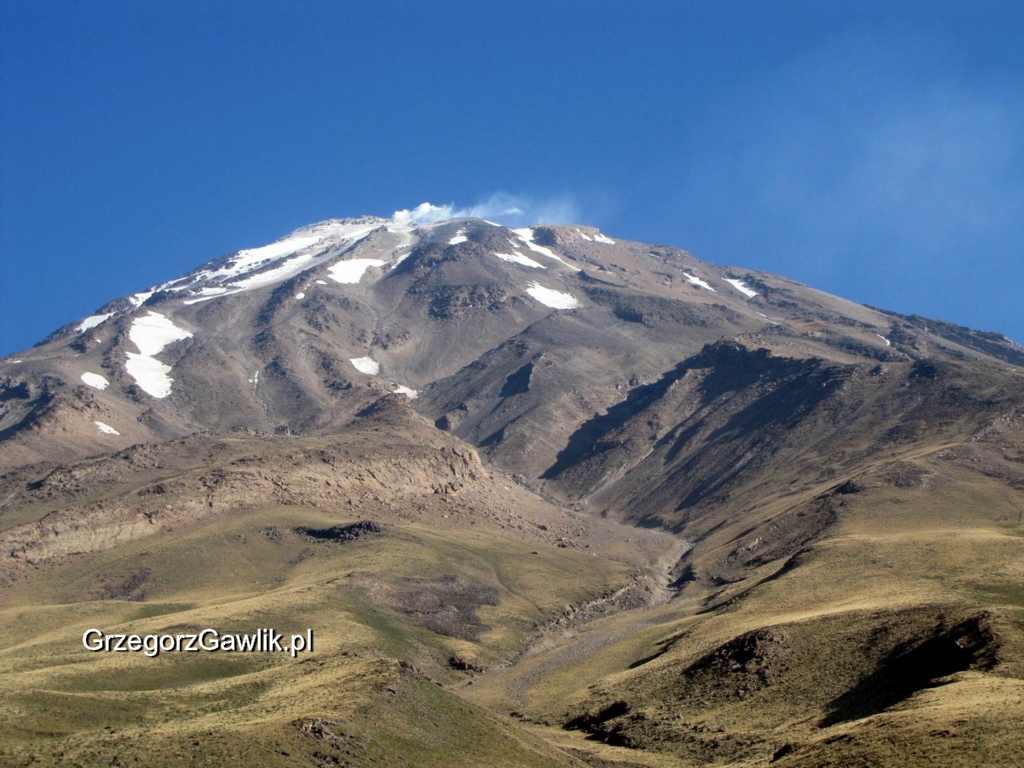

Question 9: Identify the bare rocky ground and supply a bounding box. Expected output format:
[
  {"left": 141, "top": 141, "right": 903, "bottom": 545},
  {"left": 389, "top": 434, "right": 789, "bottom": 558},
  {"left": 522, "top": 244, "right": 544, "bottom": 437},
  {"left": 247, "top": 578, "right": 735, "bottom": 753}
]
[{"left": 1, "top": 215, "right": 1023, "bottom": 765}]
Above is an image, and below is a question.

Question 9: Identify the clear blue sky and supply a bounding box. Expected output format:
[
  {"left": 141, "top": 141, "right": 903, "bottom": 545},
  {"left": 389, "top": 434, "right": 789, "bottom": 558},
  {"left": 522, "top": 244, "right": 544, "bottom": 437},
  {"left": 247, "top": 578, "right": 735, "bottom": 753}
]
[{"left": 2, "top": 0, "right": 1022, "bottom": 355}]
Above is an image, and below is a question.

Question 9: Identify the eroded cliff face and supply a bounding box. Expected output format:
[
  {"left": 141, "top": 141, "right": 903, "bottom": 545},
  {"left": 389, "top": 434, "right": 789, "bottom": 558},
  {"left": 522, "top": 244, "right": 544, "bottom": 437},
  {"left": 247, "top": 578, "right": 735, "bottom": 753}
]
[{"left": 0, "top": 397, "right": 489, "bottom": 574}]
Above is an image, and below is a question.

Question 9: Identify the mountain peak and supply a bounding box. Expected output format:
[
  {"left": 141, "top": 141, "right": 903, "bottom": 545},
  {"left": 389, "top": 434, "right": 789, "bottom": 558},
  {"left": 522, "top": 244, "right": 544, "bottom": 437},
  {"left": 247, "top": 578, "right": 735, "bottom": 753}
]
[{"left": 2, "top": 212, "right": 1022, "bottom": 471}]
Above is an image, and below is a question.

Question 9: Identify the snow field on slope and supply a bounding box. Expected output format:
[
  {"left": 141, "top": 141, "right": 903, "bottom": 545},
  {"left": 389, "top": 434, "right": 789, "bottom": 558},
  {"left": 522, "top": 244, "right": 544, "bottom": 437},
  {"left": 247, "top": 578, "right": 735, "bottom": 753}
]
[
  {"left": 328, "top": 259, "right": 388, "bottom": 284},
  {"left": 394, "top": 384, "right": 418, "bottom": 399},
  {"left": 80, "top": 372, "right": 110, "bottom": 390},
  {"left": 526, "top": 282, "right": 580, "bottom": 309},
  {"left": 448, "top": 230, "right": 468, "bottom": 245},
  {"left": 187, "top": 233, "right": 324, "bottom": 286},
  {"left": 230, "top": 254, "right": 315, "bottom": 290},
  {"left": 182, "top": 289, "right": 244, "bottom": 306},
  {"left": 94, "top": 421, "right": 120, "bottom": 435},
  {"left": 129, "top": 313, "right": 193, "bottom": 356},
  {"left": 495, "top": 251, "right": 545, "bottom": 269},
  {"left": 125, "top": 351, "right": 178, "bottom": 398},
  {"left": 349, "top": 357, "right": 379, "bottom": 375},
  {"left": 511, "top": 228, "right": 580, "bottom": 270},
  {"left": 683, "top": 273, "right": 716, "bottom": 292},
  {"left": 192, "top": 216, "right": 384, "bottom": 285},
  {"left": 75, "top": 314, "right": 112, "bottom": 333},
  {"left": 168, "top": 219, "right": 387, "bottom": 303},
  {"left": 124, "top": 312, "right": 193, "bottom": 398},
  {"left": 723, "top": 278, "right": 758, "bottom": 298}
]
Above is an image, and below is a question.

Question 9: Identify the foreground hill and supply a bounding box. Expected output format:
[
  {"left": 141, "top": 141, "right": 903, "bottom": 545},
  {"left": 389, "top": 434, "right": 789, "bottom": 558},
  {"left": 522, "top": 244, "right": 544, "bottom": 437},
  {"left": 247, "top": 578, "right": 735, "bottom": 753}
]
[{"left": 1, "top": 211, "right": 1022, "bottom": 765}]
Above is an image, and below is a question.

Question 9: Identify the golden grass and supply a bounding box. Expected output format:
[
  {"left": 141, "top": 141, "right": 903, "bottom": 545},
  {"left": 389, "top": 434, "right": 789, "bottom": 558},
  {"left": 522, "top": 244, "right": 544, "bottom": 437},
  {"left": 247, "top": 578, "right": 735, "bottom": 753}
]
[{"left": 0, "top": 502, "right": 634, "bottom": 765}]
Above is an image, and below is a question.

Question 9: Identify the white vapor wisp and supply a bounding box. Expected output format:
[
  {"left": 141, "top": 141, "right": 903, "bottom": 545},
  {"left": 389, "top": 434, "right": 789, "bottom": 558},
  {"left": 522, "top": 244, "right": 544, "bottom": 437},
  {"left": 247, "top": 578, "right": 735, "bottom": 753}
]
[{"left": 393, "top": 192, "right": 581, "bottom": 227}]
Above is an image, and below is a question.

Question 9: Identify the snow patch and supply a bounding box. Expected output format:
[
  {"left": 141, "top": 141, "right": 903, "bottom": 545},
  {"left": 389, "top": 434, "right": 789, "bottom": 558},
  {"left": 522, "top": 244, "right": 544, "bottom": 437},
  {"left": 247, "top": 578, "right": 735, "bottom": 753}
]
[
  {"left": 494, "top": 251, "right": 545, "bottom": 269},
  {"left": 295, "top": 292, "right": 305, "bottom": 300},
  {"left": 229, "top": 254, "right": 315, "bottom": 290},
  {"left": 182, "top": 290, "right": 244, "bottom": 305},
  {"left": 448, "top": 230, "right": 468, "bottom": 245},
  {"left": 392, "top": 250, "right": 413, "bottom": 267},
  {"left": 128, "top": 312, "right": 192, "bottom": 356},
  {"left": 593, "top": 232, "right": 615, "bottom": 244},
  {"left": 315, "top": 279, "right": 327, "bottom": 285},
  {"left": 94, "top": 420, "right": 120, "bottom": 435},
  {"left": 126, "top": 349, "right": 178, "bottom": 398},
  {"left": 177, "top": 219, "right": 382, "bottom": 302},
  {"left": 683, "top": 273, "right": 715, "bottom": 292},
  {"left": 81, "top": 372, "right": 110, "bottom": 390},
  {"left": 723, "top": 278, "right": 758, "bottom": 299},
  {"left": 394, "top": 384, "right": 418, "bottom": 399},
  {"left": 75, "top": 314, "right": 113, "bottom": 333},
  {"left": 349, "top": 356, "right": 379, "bottom": 375},
  {"left": 575, "top": 229, "right": 593, "bottom": 241},
  {"left": 877, "top": 334, "right": 891, "bottom": 346},
  {"left": 511, "top": 228, "right": 579, "bottom": 270},
  {"left": 124, "top": 312, "right": 193, "bottom": 398},
  {"left": 526, "top": 282, "right": 580, "bottom": 309},
  {"left": 129, "top": 292, "right": 154, "bottom": 308},
  {"left": 327, "top": 259, "right": 387, "bottom": 284},
  {"left": 192, "top": 234, "right": 324, "bottom": 284}
]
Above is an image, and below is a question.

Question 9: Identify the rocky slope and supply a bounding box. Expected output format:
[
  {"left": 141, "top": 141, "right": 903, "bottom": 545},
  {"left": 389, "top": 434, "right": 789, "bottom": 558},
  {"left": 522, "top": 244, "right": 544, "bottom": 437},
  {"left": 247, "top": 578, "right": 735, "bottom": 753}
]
[{"left": 2, "top": 215, "right": 1021, "bottom": 472}]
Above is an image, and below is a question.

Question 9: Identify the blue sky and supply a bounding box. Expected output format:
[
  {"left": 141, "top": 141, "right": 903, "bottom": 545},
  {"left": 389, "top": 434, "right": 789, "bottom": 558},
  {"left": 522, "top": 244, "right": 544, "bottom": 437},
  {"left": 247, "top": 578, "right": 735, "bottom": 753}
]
[{"left": 2, "top": 0, "right": 1022, "bottom": 354}]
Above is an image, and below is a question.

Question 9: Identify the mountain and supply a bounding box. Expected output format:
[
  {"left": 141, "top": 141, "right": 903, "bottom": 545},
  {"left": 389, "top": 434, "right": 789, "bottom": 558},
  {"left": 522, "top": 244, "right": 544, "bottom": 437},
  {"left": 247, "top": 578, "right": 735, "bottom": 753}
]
[
  {"left": 1, "top": 212, "right": 1022, "bottom": 766},
  {"left": 3, "top": 214, "right": 1022, "bottom": 472}
]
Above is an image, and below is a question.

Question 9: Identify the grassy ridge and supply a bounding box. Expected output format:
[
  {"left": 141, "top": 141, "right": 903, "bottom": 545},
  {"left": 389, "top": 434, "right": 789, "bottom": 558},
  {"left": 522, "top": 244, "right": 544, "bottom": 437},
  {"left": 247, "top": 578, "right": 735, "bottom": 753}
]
[{"left": 0, "top": 504, "right": 633, "bottom": 765}]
